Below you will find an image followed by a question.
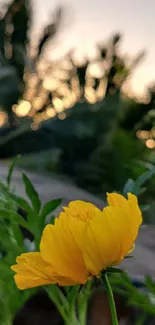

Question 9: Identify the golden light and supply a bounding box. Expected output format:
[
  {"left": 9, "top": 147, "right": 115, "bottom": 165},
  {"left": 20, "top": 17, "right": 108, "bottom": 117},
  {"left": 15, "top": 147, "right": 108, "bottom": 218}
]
[
  {"left": 136, "top": 130, "right": 142, "bottom": 139},
  {"left": 86, "top": 77, "right": 94, "bottom": 88},
  {"left": 24, "top": 88, "right": 37, "bottom": 102},
  {"left": 34, "top": 112, "right": 48, "bottom": 122},
  {"left": 15, "top": 100, "right": 31, "bottom": 117},
  {"left": 5, "top": 23, "right": 14, "bottom": 35},
  {"left": 61, "top": 92, "right": 77, "bottom": 109},
  {"left": 96, "top": 78, "right": 107, "bottom": 100},
  {"left": 32, "top": 97, "right": 42, "bottom": 110},
  {"left": 57, "top": 83, "right": 70, "bottom": 97},
  {"left": 0, "top": 111, "right": 8, "bottom": 126},
  {"left": 70, "top": 77, "right": 80, "bottom": 98},
  {"left": 136, "top": 130, "right": 150, "bottom": 140},
  {"left": 46, "top": 107, "right": 56, "bottom": 118},
  {"left": 87, "top": 62, "right": 104, "bottom": 78},
  {"left": 146, "top": 139, "right": 155, "bottom": 149},
  {"left": 28, "top": 74, "right": 39, "bottom": 88},
  {"left": 53, "top": 98, "right": 64, "bottom": 112},
  {"left": 59, "top": 59, "right": 73, "bottom": 71},
  {"left": 23, "top": 72, "right": 29, "bottom": 82},
  {"left": 70, "top": 91, "right": 77, "bottom": 106},
  {"left": 43, "top": 78, "right": 60, "bottom": 91},
  {"left": 12, "top": 104, "right": 18, "bottom": 113},
  {"left": 28, "top": 109, "right": 35, "bottom": 117},
  {"left": 52, "top": 69, "right": 70, "bottom": 81},
  {"left": 37, "top": 61, "right": 49, "bottom": 78},
  {"left": 38, "top": 89, "right": 48, "bottom": 102},
  {"left": 63, "top": 97, "right": 72, "bottom": 109},
  {"left": 71, "top": 76, "right": 79, "bottom": 88},
  {"left": 31, "top": 123, "right": 39, "bottom": 131},
  {"left": 34, "top": 115, "right": 42, "bottom": 124},
  {"left": 85, "top": 87, "right": 97, "bottom": 104},
  {"left": 58, "top": 112, "right": 67, "bottom": 120}
]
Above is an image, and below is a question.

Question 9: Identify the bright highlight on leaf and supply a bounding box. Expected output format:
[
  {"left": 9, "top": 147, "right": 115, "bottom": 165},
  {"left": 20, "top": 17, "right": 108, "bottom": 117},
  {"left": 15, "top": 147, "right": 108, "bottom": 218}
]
[{"left": 11, "top": 193, "right": 142, "bottom": 289}]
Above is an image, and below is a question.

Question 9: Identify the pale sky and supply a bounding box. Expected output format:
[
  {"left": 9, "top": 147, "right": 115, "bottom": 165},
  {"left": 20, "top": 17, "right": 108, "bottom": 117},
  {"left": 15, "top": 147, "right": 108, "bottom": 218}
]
[{"left": 1, "top": 0, "right": 155, "bottom": 97}]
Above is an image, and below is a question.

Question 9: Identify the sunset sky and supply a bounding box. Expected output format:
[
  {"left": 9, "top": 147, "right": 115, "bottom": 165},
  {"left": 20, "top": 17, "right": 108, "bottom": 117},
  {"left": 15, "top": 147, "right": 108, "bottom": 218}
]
[{"left": 2, "top": 0, "right": 155, "bottom": 97}]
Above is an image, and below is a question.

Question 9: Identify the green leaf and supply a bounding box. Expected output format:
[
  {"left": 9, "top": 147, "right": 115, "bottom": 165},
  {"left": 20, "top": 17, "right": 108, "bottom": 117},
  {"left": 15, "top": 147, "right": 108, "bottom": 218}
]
[
  {"left": 145, "top": 276, "right": 155, "bottom": 296},
  {"left": 27, "top": 210, "right": 38, "bottom": 233},
  {"left": 41, "top": 199, "right": 62, "bottom": 219},
  {"left": 0, "top": 208, "right": 30, "bottom": 230},
  {"left": 132, "top": 168, "right": 155, "bottom": 195},
  {"left": 50, "top": 216, "right": 55, "bottom": 225},
  {"left": 136, "top": 187, "right": 146, "bottom": 196},
  {"left": 7, "top": 155, "right": 21, "bottom": 188},
  {"left": 140, "top": 204, "right": 150, "bottom": 212},
  {"left": 11, "top": 223, "right": 24, "bottom": 247},
  {"left": 122, "top": 178, "right": 135, "bottom": 196},
  {"left": 22, "top": 173, "right": 41, "bottom": 213},
  {"left": 0, "top": 263, "right": 12, "bottom": 279},
  {"left": 0, "top": 181, "right": 9, "bottom": 193},
  {"left": 9, "top": 193, "right": 32, "bottom": 213}
]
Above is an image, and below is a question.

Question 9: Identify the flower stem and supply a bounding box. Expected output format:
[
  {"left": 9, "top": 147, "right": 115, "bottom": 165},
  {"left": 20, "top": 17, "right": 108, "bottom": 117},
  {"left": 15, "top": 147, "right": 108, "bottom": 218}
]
[{"left": 102, "top": 273, "right": 119, "bottom": 325}]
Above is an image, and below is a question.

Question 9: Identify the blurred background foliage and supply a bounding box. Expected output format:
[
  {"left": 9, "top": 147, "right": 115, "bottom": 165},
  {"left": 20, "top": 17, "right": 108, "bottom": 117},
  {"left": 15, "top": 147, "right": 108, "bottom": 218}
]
[{"left": 1, "top": 0, "right": 155, "bottom": 224}]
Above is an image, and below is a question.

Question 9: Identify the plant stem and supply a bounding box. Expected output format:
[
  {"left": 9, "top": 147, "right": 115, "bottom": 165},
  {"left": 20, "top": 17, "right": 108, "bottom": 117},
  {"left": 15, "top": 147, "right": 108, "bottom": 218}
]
[
  {"left": 102, "top": 273, "right": 119, "bottom": 325},
  {"left": 78, "top": 280, "right": 92, "bottom": 325},
  {"left": 45, "top": 286, "right": 69, "bottom": 323}
]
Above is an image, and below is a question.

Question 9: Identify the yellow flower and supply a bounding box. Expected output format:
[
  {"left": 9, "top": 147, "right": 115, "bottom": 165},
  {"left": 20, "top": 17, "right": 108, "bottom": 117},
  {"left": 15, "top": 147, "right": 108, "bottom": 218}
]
[{"left": 11, "top": 193, "right": 142, "bottom": 289}]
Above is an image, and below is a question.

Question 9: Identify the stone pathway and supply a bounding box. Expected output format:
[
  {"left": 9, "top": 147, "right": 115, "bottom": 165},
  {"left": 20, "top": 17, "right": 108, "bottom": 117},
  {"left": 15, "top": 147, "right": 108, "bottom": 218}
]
[{"left": 0, "top": 163, "right": 155, "bottom": 279}]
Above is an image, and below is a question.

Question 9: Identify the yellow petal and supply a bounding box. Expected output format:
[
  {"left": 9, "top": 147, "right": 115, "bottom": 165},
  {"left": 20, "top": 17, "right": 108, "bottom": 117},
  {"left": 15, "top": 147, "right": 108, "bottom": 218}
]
[
  {"left": 107, "top": 192, "right": 128, "bottom": 210},
  {"left": 82, "top": 209, "right": 123, "bottom": 275},
  {"left": 60, "top": 213, "right": 85, "bottom": 250},
  {"left": 60, "top": 200, "right": 100, "bottom": 222},
  {"left": 40, "top": 218, "right": 88, "bottom": 284},
  {"left": 120, "top": 193, "right": 142, "bottom": 257},
  {"left": 11, "top": 253, "right": 56, "bottom": 290},
  {"left": 107, "top": 192, "right": 142, "bottom": 257},
  {"left": 82, "top": 193, "right": 142, "bottom": 275}
]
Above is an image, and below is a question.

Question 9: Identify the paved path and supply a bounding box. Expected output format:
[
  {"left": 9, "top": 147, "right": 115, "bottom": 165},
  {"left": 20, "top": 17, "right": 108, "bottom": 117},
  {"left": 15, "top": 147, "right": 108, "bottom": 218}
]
[{"left": 0, "top": 163, "right": 155, "bottom": 279}]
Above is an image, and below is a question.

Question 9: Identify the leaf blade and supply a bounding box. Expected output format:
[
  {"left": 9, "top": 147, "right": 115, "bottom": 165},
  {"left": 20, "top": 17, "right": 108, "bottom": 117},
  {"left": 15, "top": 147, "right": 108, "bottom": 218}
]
[
  {"left": 7, "top": 155, "right": 21, "bottom": 188},
  {"left": 22, "top": 173, "right": 41, "bottom": 213},
  {"left": 41, "top": 199, "right": 62, "bottom": 219},
  {"left": 0, "top": 208, "right": 30, "bottom": 230}
]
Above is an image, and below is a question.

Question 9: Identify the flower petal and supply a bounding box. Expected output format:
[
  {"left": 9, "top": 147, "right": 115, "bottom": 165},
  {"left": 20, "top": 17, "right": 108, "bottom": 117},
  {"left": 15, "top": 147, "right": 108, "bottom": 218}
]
[
  {"left": 82, "top": 209, "right": 123, "bottom": 275},
  {"left": 11, "top": 252, "right": 56, "bottom": 290},
  {"left": 82, "top": 193, "right": 142, "bottom": 275},
  {"left": 60, "top": 200, "right": 100, "bottom": 222},
  {"left": 107, "top": 193, "right": 128, "bottom": 210},
  {"left": 121, "top": 193, "right": 142, "bottom": 257},
  {"left": 107, "top": 193, "right": 142, "bottom": 258},
  {"left": 40, "top": 218, "right": 88, "bottom": 284}
]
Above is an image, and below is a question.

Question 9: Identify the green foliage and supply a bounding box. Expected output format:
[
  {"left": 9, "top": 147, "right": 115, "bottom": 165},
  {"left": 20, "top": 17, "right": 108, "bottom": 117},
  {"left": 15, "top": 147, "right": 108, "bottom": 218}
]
[
  {"left": 6, "top": 155, "right": 21, "bottom": 189},
  {"left": 122, "top": 167, "right": 155, "bottom": 214},
  {"left": 110, "top": 273, "right": 155, "bottom": 321},
  {"left": 0, "top": 161, "right": 62, "bottom": 324},
  {"left": 41, "top": 199, "right": 62, "bottom": 220},
  {"left": 22, "top": 172, "right": 42, "bottom": 213}
]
